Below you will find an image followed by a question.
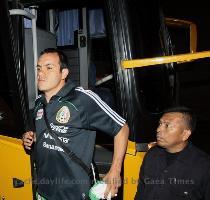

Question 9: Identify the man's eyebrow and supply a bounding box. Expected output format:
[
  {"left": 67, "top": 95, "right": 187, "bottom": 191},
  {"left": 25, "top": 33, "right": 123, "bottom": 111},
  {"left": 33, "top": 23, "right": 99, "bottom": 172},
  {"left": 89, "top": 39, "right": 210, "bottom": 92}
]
[
  {"left": 36, "top": 63, "right": 55, "bottom": 68},
  {"left": 159, "top": 119, "right": 170, "bottom": 123}
]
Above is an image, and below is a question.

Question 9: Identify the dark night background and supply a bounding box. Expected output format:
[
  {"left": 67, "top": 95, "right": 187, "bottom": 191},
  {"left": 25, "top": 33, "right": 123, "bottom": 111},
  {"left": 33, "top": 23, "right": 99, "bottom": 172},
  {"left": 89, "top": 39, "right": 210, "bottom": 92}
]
[{"left": 161, "top": 1, "right": 210, "bottom": 154}]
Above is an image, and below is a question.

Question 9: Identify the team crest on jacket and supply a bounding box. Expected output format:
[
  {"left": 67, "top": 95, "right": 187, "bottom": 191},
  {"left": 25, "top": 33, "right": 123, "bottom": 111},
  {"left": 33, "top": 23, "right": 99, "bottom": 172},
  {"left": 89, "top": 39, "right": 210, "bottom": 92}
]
[
  {"left": 56, "top": 106, "right": 70, "bottom": 123},
  {"left": 36, "top": 108, "right": 43, "bottom": 120}
]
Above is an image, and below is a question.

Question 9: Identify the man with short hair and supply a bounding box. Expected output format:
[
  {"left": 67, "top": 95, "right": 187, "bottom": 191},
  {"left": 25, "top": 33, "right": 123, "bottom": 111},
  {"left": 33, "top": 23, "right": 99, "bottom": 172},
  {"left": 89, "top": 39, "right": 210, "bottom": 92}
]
[
  {"left": 22, "top": 48, "right": 129, "bottom": 200},
  {"left": 135, "top": 106, "right": 210, "bottom": 200}
]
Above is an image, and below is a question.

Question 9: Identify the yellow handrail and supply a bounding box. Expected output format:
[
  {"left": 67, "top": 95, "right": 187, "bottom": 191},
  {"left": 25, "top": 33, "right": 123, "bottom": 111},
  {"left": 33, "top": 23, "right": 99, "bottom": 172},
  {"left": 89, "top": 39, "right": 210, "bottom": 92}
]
[
  {"left": 122, "top": 51, "right": 210, "bottom": 69},
  {"left": 165, "top": 17, "right": 197, "bottom": 53}
]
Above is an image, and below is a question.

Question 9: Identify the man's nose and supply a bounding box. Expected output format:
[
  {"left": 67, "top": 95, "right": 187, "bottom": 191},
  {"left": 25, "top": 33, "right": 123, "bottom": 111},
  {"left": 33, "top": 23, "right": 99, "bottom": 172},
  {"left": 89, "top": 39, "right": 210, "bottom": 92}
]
[
  {"left": 37, "top": 69, "right": 45, "bottom": 76},
  {"left": 157, "top": 125, "right": 161, "bottom": 133},
  {"left": 156, "top": 126, "right": 162, "bottom": 135}
]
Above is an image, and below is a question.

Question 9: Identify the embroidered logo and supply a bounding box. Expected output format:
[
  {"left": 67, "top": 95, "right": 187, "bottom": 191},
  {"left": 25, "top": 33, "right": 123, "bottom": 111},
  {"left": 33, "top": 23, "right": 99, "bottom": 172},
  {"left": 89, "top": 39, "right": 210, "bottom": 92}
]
[
  {"left": 36, "top": 108, "right": 43, "bottom": 120},
  {"left": 50, "top": 123, "right": 68, "bottom": 133},
  {"left": 56, "top": 106, "right": 70, "bottom": 124}
]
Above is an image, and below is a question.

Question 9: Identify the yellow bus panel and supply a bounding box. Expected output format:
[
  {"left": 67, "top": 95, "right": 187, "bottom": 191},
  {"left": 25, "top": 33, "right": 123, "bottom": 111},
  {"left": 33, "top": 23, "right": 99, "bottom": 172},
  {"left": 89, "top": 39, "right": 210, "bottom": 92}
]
[
  {"left": 123, "top": 141, "right": 146, "bottom": 200},
  {"left": 0, "top": 135, "right": 33, "bottom": 200}
]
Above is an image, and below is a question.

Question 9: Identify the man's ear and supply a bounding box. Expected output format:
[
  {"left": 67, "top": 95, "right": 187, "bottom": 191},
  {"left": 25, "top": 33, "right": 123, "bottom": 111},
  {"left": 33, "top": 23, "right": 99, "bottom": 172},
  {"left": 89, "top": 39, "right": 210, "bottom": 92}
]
[
  {"left": 182, "top": 129, "right": 191, "bottom": 141},
  {"left": 62, "top": 68, "right": 69, "bottom": 80}
]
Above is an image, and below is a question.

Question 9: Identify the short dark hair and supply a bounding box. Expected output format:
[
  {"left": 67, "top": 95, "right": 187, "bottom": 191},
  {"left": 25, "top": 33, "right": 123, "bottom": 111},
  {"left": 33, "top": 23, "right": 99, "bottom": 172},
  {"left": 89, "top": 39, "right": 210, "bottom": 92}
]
[
  {"left": 40, "top": 48, "right": 69, "bottom": 70},
  {"left": 162, "top": 106, "right": 197, "bottom": 133}
]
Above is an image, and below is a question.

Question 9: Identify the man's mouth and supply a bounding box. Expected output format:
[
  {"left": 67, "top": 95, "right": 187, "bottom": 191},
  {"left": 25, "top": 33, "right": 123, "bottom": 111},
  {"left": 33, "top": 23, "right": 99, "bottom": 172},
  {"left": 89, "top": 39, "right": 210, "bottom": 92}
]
[{"left": 156, "top": 136, "right": 164, "bottom": 141}]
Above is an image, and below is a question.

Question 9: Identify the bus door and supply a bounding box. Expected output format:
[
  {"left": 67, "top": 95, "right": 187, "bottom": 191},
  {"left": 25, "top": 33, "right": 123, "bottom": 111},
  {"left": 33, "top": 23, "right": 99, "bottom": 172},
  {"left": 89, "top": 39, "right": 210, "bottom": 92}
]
[{"left": 22, "top": 0, "right": 120, "bottom": 180}]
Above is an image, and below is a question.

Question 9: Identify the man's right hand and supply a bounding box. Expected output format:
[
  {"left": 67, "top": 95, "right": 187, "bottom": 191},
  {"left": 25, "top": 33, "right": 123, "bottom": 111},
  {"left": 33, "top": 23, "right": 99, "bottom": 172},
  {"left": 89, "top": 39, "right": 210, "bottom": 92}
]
[{"left": 22, "top": 131, "right": 36, "bottom": 150}]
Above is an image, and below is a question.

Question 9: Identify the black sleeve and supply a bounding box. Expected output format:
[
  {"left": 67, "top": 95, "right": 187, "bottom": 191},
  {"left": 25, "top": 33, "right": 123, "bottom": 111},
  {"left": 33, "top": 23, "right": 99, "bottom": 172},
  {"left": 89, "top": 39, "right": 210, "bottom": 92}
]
[
  {"left": 79, "top": 89, "right": 126, "bottom": 137},
  {"left": 204, "top": 162, "right": 210, "bottom": 199}
]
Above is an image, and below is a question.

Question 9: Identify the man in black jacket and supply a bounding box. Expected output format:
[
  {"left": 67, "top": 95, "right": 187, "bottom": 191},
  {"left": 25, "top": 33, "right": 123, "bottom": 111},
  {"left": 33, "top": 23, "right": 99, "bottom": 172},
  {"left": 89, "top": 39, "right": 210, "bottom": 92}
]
[
  {"left": 135, "top": 106, "right": 210, "bottom": 200},
  {"left": 22, "top": 48, "right": 129, "bottom": 200}
]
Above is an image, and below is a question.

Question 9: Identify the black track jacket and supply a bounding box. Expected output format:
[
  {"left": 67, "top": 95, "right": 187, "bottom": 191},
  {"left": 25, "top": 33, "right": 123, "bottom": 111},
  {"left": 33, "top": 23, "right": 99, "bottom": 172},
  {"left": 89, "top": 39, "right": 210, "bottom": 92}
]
[{"left": 135, "top": 143, "right": 210, "bottom": 200}]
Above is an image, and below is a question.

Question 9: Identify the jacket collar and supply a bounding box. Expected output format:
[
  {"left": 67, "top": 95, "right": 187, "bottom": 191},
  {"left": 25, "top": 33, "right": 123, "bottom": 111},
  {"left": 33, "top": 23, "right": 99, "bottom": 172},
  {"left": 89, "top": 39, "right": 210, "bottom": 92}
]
[
  {"left": 36, "top": 79, "right": 76, "bottom": 106},
  {"left": 54, "top": 79, "right": 76, "bottom": 98},
  {"left": 156, "top": 143, "right": 194, "bottom": 166}
]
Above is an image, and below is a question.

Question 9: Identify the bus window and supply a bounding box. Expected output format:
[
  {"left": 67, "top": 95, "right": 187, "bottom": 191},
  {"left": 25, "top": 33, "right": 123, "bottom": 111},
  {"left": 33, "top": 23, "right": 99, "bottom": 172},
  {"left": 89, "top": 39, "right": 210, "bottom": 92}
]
[
  {"left": 90, "top": 37, "right": 116, "bottom": 109},
  {"left": 134, "top": 66, "right": 171, "bottom": 113},
  {"left": 124, "top": 2, "right": 174, "bottom": 114}
]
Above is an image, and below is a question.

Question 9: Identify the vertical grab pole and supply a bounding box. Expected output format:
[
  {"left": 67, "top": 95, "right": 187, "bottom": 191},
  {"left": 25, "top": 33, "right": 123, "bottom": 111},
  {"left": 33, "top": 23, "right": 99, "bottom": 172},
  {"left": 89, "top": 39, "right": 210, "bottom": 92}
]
[
  {"left": 9, "top": 8, "right": 38, "bottom": 98},
  {"left": 30, "top": 6, "right": 38, "bottom": 98}
]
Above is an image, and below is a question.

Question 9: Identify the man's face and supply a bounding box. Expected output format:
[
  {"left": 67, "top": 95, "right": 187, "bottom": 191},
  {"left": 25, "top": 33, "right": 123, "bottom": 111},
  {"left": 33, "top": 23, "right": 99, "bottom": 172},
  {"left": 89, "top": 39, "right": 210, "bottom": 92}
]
[
  {"left": 156, "top": 112, "right": 191, "bottom": 152},
  {"left": 37, "top": 52, "right": 68, "bottom": 95}
]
